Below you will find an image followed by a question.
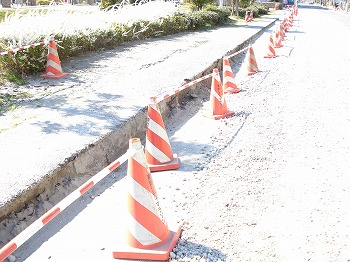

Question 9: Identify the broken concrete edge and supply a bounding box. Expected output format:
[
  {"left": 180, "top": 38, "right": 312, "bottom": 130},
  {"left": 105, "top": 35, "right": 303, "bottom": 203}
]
[{"left": 0, "top": 16, "right": 278, "bottom": 223}]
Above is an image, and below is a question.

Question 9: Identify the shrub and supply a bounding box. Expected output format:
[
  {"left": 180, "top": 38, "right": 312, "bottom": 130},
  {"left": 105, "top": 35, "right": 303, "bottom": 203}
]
[
  {"left": 186, "top": 0, "right": 214, "bottom": 11},
  {"left": 36, "top": 0, "right": 51, "bottom": 5},
  {"left": 251, "top": 2, "right": 269, "bottom": 15},
  {"left": 0, "top": 5, "right": 230, "bottom": 77},
  {"left": 204, "top": 5, "right": 230, "bottom": 24},
  {"left": 100, "top": 0, "right": 122, "bottom": 9},
  {"left": 238, "top": 1, "right": 269, "bottom": 18}
]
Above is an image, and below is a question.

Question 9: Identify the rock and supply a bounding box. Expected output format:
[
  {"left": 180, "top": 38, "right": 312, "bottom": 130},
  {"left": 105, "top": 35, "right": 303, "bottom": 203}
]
[{"left": 11, "top": 221, "right": 27, "bottom": 236}]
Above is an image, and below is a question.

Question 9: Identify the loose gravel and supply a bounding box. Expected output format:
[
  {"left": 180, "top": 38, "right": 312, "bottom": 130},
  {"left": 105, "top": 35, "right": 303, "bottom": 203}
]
[{"left": 164, "top": 7, "right": 350, "bottom": 262}]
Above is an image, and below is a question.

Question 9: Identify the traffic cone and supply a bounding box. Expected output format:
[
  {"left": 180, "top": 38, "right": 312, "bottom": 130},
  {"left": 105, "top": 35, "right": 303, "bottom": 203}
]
[
  {"left": 289, "top": 14, "right": 293, "bottom": 27},
  {"left": 264, "top": 34, "right": 277, "bottom": 58},
  {"left": 204, "top": 68, "right": 235, "bottom": 120},
  {"left": 280, "top": 22, "right": 285, "bottom": 40},
  {"left": 113, "top": 138, "right": 181, "bottom": 260},
  {"left": 245, "top": 45, "right": 259, "bottom": 75},
  {"left": 145, "top": 97, "right": 179, "bottom": 172},
  {"left": 245, "top": 11, "right": 250, "bottom": 22},
  {"left": 222, "top": 57, "right": 240, "bottom": 94},
  {"left": 40, "top": 35, "right": 68, "bottom": 79},
  {"left": 275, "top": 27, "right": 283, "bottom": 48},
  {"left": 249, "top": 10, "right": 254, "bottom": 21},
  {"left": 284, "top": 18, "right": 289, "bottom": 32}
]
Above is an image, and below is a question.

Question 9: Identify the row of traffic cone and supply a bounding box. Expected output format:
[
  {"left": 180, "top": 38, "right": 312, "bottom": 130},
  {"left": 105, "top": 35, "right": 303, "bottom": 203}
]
[
  {"left": 113, "top": 52, "right": 252, "bottom": 259},
  {"left": 37, "top": 29, "right": 244, "bottom": 262},
  {"left": 114, "top": 41, "right": 270, "bottom": 258},
  {"left": 41, "top": 4, "right": 298, "bottom": 81},
  {"left": 262, "top": 7, "right": 296, "bottom": 59},
  {"left": 42, "top": 11, "right": 296, "bottom": 261},
  {"left": 115, "top": 9, "right": 299, "bottom": 258},
  {"left": 113, "top": 98, "right": 181, "bottom": 259},
  {"left": 113, "top": 62, "right": 242, "bottom": 259}
]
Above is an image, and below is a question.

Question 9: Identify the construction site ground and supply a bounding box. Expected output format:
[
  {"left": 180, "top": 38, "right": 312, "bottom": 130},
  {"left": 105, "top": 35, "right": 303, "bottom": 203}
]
[
  {"left": 2, "top": 5, "right": 350, "bottom": 262},
  {"left": 0, "top": 11, "right": 280, "bottom": 222}
]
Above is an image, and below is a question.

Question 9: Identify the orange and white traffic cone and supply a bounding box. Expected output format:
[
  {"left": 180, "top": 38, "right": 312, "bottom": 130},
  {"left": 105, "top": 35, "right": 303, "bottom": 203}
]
[
  {"left": 289, "top": 14, "right": 293, "bottom": 27},
  {"left": 145, "top": 97, "right": 179, "bottom": 172},
  {"left": 249, "top": 10, "right": 254, "bottom": 21},
  {"left": 245, "top": 11, "right": 250, "bottom": 22},
  {"left": 113, "top": 138, "right": 181, "bottom": 260},
  {"left": 40, "top": 35, "right": 68, "bottom": 79},
  {"left": 280, "top": 22, "right": 285, "bottom": 41},
  {"left": 275, "top": 27, "right": 283, "bottom": 48},
  {"left": 204, "top": 68, "right": 235, "bottom": 120},
  {"left": 245, "top": 45, "right": 259, "bottom": 75},
  {"left": 222, "top": 57, "right": 240, "bottom": 94},
  {"left": 284, "top": 18, "right": 289, "bottom": 32},
  {"left": 294, "top": 5, "right": 298, "bottom": 16},
  {"left": 264, "top": 34, "right": 277, "bottom": 58}
]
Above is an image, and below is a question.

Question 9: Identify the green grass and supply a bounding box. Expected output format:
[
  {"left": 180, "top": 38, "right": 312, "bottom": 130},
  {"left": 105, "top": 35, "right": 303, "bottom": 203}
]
[
  {"left": 0, "top": 10, "right": 13, "bottom": 22},
  {"left": 3, "top": 71, "right": 26, "bottom": 85},
  {"left": 0, "top": 114, "right": 36, "bottom": 133},
  {"left": 0, "top": 9, "right": 30, "bottom": 23},
  {"left": 0, "top": 91, "right": 31, "bottom": 114}
]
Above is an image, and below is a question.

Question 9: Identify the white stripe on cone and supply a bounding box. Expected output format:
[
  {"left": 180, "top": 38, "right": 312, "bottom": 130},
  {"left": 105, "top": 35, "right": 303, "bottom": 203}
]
[
  {"left": 125, "top": 212, "right": 161, "bottom": 246},
  {"left": 223, "top": 75, "right": 235, "bottom": 84},
  {"left": 49, "top": 46, "right": 59, "bottom": 57},
  {"left": 47, "top": 60, "right": 63, "bottom": 72},
  {"left": 129, "top": 145, "right": 150, "bottom": 172},
  {"left": 223, "top": 64, "right": 232, "bottom": 71},
  {"left": 147, "top": 116, "right": 170, "bottom": 145},
  {"left": 146, "top": 141, "right": 172, "bottom": 163},
  {"left": 127, "top": 176, "right": 160, "bottom": 217},
  {"left": 212, "top": 73, "right": 225, "bottom": 105},
  {"left": 248, "top": 61, "right": 258, "bottom": 72}
]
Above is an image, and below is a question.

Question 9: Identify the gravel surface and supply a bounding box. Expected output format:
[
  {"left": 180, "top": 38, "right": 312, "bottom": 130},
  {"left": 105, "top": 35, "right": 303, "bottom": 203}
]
[
  {"left": 166, "top": 7, "right": 350, "bottom": 261},
  {"left": 2, "top": 5, "right": 350, "bottom": 262}
]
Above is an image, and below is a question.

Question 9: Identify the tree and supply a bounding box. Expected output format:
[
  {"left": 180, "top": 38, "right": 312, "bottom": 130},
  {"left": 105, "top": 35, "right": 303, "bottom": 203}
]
[
  {"left": 189, "top": 0, "right": 214, "bottom": 10},
  {"left": 1, "top": 0, "right": 12, "bottom": 8},
  {"left": 231, "top": 0, "right": 238, "bottom": 16}
]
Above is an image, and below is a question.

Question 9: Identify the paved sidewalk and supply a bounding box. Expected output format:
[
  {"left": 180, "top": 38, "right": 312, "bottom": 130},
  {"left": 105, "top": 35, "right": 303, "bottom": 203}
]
[{"left": 0, "top": 12, "right": 282, "bottom": 220}]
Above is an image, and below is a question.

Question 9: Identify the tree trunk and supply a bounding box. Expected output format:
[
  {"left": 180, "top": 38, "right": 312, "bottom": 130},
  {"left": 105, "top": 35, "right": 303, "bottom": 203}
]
[
  {"left": 235, "top": 0, "right": 239, "bottom": 16},
  {"left": 27, "top": 0, "right": 36, "bottom": 5},
  {"left": 1, "top": 0, "right": 12, "bottom": 8}
]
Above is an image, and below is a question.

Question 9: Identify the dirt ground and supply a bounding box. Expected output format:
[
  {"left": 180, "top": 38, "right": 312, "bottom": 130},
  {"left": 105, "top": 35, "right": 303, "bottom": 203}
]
[{"left": 2, "top": 5, "right": 350, "bottom": 262}]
